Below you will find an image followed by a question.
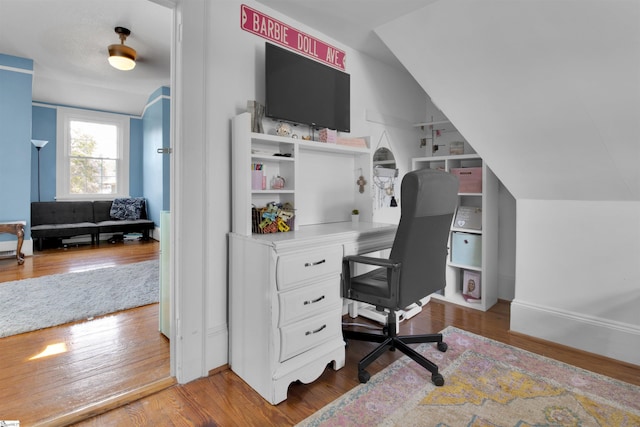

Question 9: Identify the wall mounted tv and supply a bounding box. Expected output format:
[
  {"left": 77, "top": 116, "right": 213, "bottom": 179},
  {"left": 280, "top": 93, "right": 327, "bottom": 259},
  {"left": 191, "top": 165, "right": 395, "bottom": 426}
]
[{"left": 265, "top": 43, "right": 350, "bottom": 132}]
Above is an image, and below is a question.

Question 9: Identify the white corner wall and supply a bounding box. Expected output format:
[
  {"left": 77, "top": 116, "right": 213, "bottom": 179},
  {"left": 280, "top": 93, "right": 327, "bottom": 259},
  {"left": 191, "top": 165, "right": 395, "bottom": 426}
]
[
  {"left": 375, "top": 0, "right": 640, "bottom": 365},
  {"left": 512, "top": 200, "right": 640, "bottom": 365},
  {"left": 174, "top": 0, "right": 430, "bottom": 381}
]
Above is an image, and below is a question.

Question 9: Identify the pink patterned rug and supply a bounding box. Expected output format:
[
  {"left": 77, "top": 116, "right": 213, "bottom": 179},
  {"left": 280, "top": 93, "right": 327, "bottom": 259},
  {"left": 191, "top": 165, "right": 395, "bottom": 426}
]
[{"left": 296, "top": 327, "right": 640, "bottom": 426}]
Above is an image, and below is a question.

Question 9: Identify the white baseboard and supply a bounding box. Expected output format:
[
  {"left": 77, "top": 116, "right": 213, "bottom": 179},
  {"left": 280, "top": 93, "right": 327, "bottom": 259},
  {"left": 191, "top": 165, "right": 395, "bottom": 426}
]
[
  {"left": 206, "top": 324, "right": 229, "bottom": 373},
  {"left": 511, "top": 299, "right": 640, "bottom": 366},
  {"left": 0, "top": 238, "right": 33, "bottom": 258}
]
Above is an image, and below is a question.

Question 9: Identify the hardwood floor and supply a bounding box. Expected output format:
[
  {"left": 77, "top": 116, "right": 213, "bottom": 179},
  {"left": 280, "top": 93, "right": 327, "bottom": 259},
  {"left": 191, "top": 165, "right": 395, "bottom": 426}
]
[
  {"left": 0, "top": 240, "right": 171, "bottom": 427},
  {"left": 3, "top": 242, "right": 639, "bottom": 426},
  {"left": 77, "top": 294, "right": 640, "bottom": 425}
]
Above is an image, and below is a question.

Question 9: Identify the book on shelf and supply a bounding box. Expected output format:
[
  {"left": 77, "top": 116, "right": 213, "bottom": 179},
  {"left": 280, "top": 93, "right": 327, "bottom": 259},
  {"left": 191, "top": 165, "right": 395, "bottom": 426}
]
[{"left": 454, "top": 206, "right": 482, "bottom": 230}]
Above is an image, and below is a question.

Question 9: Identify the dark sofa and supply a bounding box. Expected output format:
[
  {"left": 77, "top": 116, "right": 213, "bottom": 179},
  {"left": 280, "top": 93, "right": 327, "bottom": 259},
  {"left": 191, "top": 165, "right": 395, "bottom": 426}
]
[{"left": 31, "top": 199, "right": 155, "bottom": 250}]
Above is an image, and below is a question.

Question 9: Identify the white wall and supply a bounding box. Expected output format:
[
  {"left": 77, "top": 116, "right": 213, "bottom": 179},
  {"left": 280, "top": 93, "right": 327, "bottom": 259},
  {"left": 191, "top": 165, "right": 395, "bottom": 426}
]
[
  {"left": 375, "top": 0, "right": 640, "bottom": 364},
  {"left": 174, "top": 0, "right": 429, "bottom": 381},
  {"left": 513, "top": 200, "right": 640, "bottom": 365},
  {"left": 378, "top": 0, "right": 640, "bottom": 202}
]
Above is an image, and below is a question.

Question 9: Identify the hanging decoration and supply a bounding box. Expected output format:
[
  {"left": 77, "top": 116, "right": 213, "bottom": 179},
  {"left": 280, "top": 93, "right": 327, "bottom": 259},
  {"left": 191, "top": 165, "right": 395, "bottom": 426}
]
[
  {"left": 356, "top": 174, "right": 367, "bottom": 194},
  {"left": 372, "top": 130, "right": 399, "bottom": 209}
]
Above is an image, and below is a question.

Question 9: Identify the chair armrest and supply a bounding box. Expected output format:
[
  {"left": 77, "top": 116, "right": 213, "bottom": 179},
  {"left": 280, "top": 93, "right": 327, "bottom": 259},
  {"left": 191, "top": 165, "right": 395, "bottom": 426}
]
[
  {"left": 342, "top": 255, "right": 402, "bottom": 306},
  {"left": 343, "top": 255, "right": 400, "bottom": 270}
]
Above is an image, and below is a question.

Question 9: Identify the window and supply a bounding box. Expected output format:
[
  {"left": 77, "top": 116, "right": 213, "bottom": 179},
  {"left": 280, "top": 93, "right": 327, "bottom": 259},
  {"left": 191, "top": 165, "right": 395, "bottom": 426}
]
[{"left": 56, "top": 107, "right": 130, "bottom": 200}]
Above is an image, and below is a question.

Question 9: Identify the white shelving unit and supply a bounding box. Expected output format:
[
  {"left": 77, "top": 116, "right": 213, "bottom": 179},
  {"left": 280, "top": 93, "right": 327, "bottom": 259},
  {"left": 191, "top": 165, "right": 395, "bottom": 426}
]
[
  {"left": 232, "top": 112, "right": 371, "bottom": 236},
  {"left": 412, "top": 154, "right": 498, "bottom": 311}
]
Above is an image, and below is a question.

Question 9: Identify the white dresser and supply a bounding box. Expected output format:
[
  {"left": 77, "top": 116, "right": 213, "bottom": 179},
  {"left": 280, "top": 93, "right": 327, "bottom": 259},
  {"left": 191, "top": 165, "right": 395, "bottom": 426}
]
[{"left": 229, "top": 222, "right": 395, "bottom": 404}]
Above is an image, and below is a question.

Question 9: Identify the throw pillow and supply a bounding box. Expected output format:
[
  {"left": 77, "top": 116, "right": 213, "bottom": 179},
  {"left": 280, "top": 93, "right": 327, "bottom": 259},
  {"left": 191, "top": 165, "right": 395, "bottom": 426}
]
[{"left": 110, "top": 198, "right": 145, "bottom": 220}]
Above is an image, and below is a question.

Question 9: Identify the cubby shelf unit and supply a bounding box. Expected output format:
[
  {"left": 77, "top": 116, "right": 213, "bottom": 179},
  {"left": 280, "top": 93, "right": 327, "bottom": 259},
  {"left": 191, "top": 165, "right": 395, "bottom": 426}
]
[{"left": 411, "top": 154, "right": 499, "bottom": 311}]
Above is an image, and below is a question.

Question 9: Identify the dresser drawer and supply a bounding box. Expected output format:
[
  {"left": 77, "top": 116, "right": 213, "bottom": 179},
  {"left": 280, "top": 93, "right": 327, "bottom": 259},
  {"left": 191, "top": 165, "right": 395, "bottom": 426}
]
[
  {"left": 276, "top": 246, "right": 342, "bottom": 290},
  {"left": 279, "top": 309, "right": 342, "bottom": 362},
  {"left": 278, "top": 278, "right": 340, "bottom": 326}
]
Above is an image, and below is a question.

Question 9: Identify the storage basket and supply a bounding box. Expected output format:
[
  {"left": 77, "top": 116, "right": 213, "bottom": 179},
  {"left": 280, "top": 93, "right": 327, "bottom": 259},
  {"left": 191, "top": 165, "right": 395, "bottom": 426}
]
[{"left": 252, "top": 203, "right": 295, "bottom": 234}]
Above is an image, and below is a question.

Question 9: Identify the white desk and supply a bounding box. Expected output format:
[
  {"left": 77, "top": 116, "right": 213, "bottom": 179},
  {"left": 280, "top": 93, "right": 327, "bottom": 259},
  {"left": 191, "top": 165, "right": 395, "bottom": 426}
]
[{"left": 229, "top": 221, "right": 396, "bottom": 404}]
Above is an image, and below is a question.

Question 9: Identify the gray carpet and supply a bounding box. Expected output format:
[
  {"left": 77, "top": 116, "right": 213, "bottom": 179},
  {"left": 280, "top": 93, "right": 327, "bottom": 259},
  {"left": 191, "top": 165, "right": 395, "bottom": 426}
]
[{"left": 0, "top": 260, "right": 159, "bottom": 338}]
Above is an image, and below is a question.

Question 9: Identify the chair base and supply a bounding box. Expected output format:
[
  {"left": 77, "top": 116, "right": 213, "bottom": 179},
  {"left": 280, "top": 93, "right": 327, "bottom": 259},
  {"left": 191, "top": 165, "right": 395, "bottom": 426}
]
[{"left": 343, "top": 328, "right": 447, "bottom": 386}]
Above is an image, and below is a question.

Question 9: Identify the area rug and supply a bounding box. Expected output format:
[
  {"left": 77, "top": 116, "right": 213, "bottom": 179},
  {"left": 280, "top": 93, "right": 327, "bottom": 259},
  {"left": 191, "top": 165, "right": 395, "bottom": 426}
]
[
  {"left": 297, "top": 327, "right": 640, "bottom": 426},
  {"left": 0, "top": 260, "right": 159, "bottom": 338}
]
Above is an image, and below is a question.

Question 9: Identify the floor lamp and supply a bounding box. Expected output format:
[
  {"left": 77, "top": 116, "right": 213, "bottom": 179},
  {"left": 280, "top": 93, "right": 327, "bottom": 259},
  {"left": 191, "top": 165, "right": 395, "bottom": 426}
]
[{"left": 31, "top": 139, "right": 48, "bottom": 202}]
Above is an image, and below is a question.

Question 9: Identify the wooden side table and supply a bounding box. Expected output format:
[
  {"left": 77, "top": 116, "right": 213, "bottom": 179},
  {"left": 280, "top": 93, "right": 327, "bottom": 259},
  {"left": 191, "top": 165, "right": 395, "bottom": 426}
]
[{"left": 0, "top": 221, "right": 26, "bottom": 265}]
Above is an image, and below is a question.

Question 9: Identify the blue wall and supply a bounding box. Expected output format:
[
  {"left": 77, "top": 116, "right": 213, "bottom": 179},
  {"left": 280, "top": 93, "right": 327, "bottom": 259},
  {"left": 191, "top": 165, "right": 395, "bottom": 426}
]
[
  {"left": 31, "top": 106, "right": 56, "bottom": 202},
  {"left": 31, "top": 105, "right": 145, "bottom": 204},
  {"left": 130, "top": 117, "right": 144, "bottom": 197},
  {"left": 0, "top": 52, "right": 170, "bottom": 238},
  {"left": 142, "top": 87, "right": 171, "bottom": 226},
  {"left": 0, "top": 54, "right": 33, "bottom": 241}
]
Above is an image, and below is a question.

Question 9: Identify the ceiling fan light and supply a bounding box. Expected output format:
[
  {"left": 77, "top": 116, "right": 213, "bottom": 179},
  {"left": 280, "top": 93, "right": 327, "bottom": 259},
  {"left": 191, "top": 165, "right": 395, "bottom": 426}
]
[
  {"left": 108, "top": 45, "right": 137, "bottom": 70},
  {"left": 108, "top": 27, "right": 137, "bottom": 71}
]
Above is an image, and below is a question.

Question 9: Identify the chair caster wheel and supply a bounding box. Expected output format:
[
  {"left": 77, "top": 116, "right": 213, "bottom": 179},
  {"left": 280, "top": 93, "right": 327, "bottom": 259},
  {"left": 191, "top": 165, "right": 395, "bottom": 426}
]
[
  {"left": 437, "top": 342, "right": 448, "bottom": 352},
  {"left": 358, "top": 370, "right": 371, "bottom": 383},
  {"left": 432, "top": 373, "right": 445, "bottom": 386}
]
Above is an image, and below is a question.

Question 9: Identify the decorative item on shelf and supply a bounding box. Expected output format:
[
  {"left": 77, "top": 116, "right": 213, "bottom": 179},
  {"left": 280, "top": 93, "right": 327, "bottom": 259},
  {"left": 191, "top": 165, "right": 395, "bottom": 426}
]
[
  {"left": 449, "top": 140, "right": 464, "bottom": 155},
  {"left": 454, "top": 206, "right": 482, "bottom": 230},
  {"left": 302, "top": 135, "right": 312, "bottom": 141},
  {"left": 319, "top": 128, "right": 337, "bottom": 143},
  {"left": 247, "top": 100, "right": 265, "bottom": 133},
  {"left": 462, "top": 270, "right": 481, "bottom": 302},
  {"left": 271, "top": 175, "right": 285, "bottom": 190},
  {"left": 252, "top": 202, "right": 295, "bottom": 234},
  {"left": 276, "top": 122, "right": 292, "bottom": 137},
  {"left": 251, "top": 163, "right": 265, "bottom": 190},
  {"left": 351, "top": 209, "right": 359, "bottom": 224}
]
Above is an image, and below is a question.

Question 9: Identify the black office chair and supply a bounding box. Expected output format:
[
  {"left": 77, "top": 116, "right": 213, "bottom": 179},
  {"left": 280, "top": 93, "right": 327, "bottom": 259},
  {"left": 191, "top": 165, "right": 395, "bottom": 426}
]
[{"left": 342, "top": 168, "right": 459, "bottom": 386}]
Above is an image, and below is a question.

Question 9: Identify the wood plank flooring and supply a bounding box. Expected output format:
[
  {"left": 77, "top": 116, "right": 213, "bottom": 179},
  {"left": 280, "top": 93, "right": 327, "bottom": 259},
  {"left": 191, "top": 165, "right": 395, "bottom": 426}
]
[
  {"left": 0, "top": 240, "right": 170, "bottom": 426},
  {"left": 77, "top": 287, "right": 640, "bottom": 425},
  {"left": 3, "top": 241, "right": 639, "bottom": 426}
]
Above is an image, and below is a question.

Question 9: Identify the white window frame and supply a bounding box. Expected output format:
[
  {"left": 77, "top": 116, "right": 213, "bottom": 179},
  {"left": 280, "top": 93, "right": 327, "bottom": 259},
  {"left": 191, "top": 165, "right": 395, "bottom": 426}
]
[{"left": 56, "top": 107, "right": 130, "bottom": 200}]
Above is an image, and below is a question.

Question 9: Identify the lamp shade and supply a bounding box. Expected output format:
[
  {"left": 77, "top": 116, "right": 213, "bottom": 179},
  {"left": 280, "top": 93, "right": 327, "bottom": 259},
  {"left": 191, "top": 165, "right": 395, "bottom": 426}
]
[
  {"left": 108, "top": 27, "right": 137, "bottom": 71},
  {"left": 31, "top": 139, "right": 49, "bottom": 149},
  {"left": 108, "top": 44, "right": 136, "bottom": 70}
]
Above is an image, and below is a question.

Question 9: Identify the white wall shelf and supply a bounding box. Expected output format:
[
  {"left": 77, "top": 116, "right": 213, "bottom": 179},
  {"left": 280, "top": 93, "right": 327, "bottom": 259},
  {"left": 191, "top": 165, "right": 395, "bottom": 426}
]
[
  {"left": 412, "top": 154, "right": 498, "bottom": 311},
  {"left": 232, "top": 112, "right": 372, "bottom": 235}
]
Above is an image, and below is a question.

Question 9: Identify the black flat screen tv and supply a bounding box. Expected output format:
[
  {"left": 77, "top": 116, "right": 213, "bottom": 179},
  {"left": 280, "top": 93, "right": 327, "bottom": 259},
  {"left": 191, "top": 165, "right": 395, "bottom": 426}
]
[{"left": 265, "top": 43, "right": 350, "bottom": 132}]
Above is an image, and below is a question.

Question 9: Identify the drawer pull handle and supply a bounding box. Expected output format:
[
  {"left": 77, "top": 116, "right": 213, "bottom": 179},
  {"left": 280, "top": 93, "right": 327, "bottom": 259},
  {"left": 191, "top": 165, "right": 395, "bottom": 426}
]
[
  {"left": 304, "top": 259, "right": 326, "bottom": 267},
  {"left": 304, "top": 295, "right": 325, "bottom": 305},
  {"left": 305, "top": 324, "right": 327, "bottom": 336}
]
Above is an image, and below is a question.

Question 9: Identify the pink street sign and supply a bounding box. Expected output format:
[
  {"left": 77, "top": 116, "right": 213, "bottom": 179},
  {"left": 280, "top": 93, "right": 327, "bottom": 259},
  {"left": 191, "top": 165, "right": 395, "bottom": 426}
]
[{"left": 240, "top": 4, "right": 346, "bottom": 71}]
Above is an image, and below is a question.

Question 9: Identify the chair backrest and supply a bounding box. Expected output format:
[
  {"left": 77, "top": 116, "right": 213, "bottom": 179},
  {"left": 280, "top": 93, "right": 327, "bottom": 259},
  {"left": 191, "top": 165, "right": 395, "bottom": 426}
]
[{"left": 389, "top": 168, "right": 459, "bottom": 308}]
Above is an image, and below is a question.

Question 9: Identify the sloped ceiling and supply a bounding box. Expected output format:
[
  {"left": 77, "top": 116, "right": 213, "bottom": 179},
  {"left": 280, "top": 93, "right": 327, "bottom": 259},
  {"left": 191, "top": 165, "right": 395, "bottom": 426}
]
[
  {"left": 0, "top": 0, "right": 171, "bottom": 116},
  {"left": 376, "top": 0, "right": 640, "bottom": 201},
  {"left": 255, "top": 0, "right": 436, "bottom": 69}
]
